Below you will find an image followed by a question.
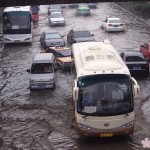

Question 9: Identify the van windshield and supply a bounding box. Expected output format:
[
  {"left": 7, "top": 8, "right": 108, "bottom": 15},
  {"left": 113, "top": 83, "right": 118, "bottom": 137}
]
[{"left": 31, "top": 63, "right": 53, "bottom": 74}]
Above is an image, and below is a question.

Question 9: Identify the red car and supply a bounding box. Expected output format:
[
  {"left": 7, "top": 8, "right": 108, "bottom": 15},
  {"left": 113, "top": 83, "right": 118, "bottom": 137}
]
[
  {"left": 32, "top": 14, "right": 39, "bottom": 22},
  {"left": 140, "top": 42, "right": 150, "bottom": 62}
]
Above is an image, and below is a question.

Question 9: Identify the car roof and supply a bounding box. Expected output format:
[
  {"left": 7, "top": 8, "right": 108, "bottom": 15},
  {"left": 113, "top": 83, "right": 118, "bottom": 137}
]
[
  {"left": 72, "top": 28, "right": 90, "bottom": 32},
  {"left": 107, "top": 17, "right": 120, "bottom": 20},
  {"left": 78, "top": 4, "right": 89, "bottom": 8},
  {"left": 49, "top": 5, "right": 61, "bottom": 9},
  {"left": 44, "top": 31, "right": 60, "bottom": 34},
  {"left": 122, "top": 51, "right": 144, "bottom": 57}
]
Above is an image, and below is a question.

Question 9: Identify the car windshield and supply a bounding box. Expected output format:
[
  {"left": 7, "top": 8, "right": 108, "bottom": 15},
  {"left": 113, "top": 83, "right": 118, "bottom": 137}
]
[
  {"left": 50, "top": 13, "right": 63, "bottom": 18},
  {"left": 126, "top": 55, "right": 145, "bottom": 62},
  {"left": 109, "top": 19, "right": 121, "bottom": 23},
  {"left": 45, "top": 33, "right": 61, "bottom": 39},
  {"left": 74, "top": 31, "right": 92, "bottom": 38},
  {"left": 31, "top": 63, "right": 53, "bottom": 74},
  {"left": 57, "top": 50, "right": 71, "bottom": 57},
  {"left": 49, "top": 5, "right": 61, "bottom": 9}
]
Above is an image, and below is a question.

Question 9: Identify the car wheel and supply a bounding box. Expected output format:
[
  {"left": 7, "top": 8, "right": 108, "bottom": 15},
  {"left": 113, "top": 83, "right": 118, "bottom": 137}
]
[{"left": 57, "top": 63, "right": 61, "bottom": 69}]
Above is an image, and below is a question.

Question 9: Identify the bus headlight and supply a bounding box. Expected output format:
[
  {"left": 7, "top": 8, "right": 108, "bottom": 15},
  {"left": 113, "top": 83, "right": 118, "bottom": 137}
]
[
  {"left": 77, "top": 123, "right": 91, "bottom": 130},
  {"left": 25, "top": 37, "right": 31, "bottom": 41},
  {"left": 122, "top": 121, "right": 134, "bottom": 128},
  {"left": 4, "top": 38, "right": 11, "bottom": 41}
]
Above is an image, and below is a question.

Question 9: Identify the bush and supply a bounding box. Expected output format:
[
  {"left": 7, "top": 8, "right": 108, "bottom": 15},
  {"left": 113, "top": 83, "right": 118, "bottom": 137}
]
[
  {"left": 141, "top": 5, "right": 150, "bottom": 14},
  {"left": 132, "top": 2, "right": 150, "bottom": 16}
]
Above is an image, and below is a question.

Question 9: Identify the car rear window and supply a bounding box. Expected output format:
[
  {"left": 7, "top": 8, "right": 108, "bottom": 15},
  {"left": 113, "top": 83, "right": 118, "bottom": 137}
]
[
  {"left": 126, "top": 56, "right": 144, "bottom": 62},
  {"left": 109, "top": 19, "right": 121, "bottom": 23},
  {"left": 74, "top": 31, "right": 91, "bottom": 38}
]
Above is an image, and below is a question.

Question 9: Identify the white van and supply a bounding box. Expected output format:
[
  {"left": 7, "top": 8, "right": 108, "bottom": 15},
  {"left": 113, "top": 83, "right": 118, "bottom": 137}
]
[{"left": 27, "top": 53, "right": 56, "bottom": 90}]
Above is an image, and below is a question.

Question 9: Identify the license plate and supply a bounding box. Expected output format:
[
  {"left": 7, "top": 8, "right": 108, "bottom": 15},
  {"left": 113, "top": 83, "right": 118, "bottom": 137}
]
[
  {"left": 100, "top": 133, "right": 113, "bottom": 137},
  {"left": 15, "top": 40, "right": 20, "bottom": 43},
  {"left": 37, "top": 83, "right": 46, "bottom": 89},
  {"left": 114, "top": 25, "right": 118, "bottom": 27},
  {"left": 133, "top": 66, "right": 141, "bottom": 70}
]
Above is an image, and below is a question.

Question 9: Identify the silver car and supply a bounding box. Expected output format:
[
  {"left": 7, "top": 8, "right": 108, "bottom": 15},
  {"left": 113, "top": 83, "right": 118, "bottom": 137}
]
[
  {"left": 48, "top": 11, "right": 65, "bottom": 26},
  {"left": 48, "top": 5, "right": 63, "bottom": 15},
  {"left": 40, "top": 31, "right": 65, "bottom": 49}
]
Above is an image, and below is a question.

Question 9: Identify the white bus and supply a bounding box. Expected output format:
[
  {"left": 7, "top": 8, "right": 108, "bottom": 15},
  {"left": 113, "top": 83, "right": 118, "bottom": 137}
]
[
  {"left": 2, "top": 6, "right": 32, "bottom": 44},
  {"left": 72, "top": 40, "right": 140, "bottom": 137}
]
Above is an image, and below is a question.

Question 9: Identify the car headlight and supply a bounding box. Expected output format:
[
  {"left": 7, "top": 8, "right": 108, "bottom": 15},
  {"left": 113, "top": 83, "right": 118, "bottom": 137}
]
[
  {"left": 30, "top": 79, "right": 35, "bottom": 83},
  {"left": 49, "top": 79, "right": 54, "bottom": 82},
  {"left": 25, "top": 37, "right": 31, "bottom": 41},
  {"left": 122, "top": 121, "right": 134, "bottom": 128},
  {"left": 77, "top": 123, "right": 91, "bottom": 130}
]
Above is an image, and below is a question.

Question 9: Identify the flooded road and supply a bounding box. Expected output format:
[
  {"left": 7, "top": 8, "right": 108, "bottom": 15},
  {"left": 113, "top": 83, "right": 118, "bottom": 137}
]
[{"left": 0, "top": 3, "right": 150, "bottom": 150}]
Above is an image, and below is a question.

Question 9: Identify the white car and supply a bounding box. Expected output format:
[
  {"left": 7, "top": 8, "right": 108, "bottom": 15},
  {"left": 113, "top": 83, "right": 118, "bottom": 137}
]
[
  {"left": 101, "top": 17, "right": 125, "bottom": 32},
  {"left": 48, "top": 11, "right": 65, "bottom": 26}
]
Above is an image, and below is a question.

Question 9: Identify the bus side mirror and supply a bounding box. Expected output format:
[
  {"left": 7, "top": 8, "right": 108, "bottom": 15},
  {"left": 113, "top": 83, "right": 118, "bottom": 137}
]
[
  {"left": 73, "top": 80, "right": 78, "bottom": 101},
  {"left": 131, "top": 77, "right": 140, "bottom": 98},
  {"left": 27, "top": 69, "right": 30, "bottom": 73},
  {"left": 73, "top": 87, "right": 79, "bottom": 101}
]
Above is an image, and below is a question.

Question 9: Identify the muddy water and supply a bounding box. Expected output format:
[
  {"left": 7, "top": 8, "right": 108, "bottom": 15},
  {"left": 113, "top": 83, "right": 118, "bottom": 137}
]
[{"left": 0, "top": 3, "right": 150, "bottom": 150}]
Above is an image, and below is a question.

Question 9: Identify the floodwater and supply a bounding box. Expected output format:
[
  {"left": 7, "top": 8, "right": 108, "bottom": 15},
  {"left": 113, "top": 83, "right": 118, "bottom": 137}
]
[{"left": 0, "top": 3, "right": 150, "bottom": 150}]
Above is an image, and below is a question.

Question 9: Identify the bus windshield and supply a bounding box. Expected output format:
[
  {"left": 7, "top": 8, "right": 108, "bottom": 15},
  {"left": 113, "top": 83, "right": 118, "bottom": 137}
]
[
  {"left": 77, "top": 74, "right": 133, "bottom": 116},
  {"left": 3, "top": 11, "right": 31, "bottom": 33}
]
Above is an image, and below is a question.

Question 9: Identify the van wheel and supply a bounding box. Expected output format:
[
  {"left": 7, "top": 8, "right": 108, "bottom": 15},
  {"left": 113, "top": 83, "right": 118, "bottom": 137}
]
[
  {"left": 52, "top": 83, "right": 55, "bottom": 89},
  {"left": 30, "top": 86, "right": 33, "bottom": 91}
]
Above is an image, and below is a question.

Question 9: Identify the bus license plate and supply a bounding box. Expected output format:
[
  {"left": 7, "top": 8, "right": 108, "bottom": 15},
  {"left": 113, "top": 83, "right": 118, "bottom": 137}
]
[
  {"left": 100, "top": 133, "right": 113, "bottom": 137},
  {"left": 15, "top": 40, "right": 20, "bottom": 43},
  {"left": 133, "top": 66, "right": 141, "bottom": 70}
]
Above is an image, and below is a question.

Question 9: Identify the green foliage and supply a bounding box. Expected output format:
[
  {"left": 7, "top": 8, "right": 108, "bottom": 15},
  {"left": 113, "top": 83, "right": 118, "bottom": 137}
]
[
  {"left": 132, "top": 2, "right": 150, "bottom": 15},
  {"left": 141, "top": 5, "right": 150, "bottom": 14}
]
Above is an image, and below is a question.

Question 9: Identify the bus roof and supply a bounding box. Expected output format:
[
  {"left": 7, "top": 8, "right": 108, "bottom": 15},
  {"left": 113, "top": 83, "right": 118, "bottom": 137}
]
[
  {"left": 72, "top": 41, "right": 130, "bottom": 78},
  {"left": 3, "top": 6, "right": 31, "bottom": 12}
]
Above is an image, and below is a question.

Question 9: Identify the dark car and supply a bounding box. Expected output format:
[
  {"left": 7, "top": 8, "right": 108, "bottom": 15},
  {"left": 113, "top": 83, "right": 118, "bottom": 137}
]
[
  {"left": 48, "top": 5, "right": 63, "bottom": 15},
  {"left": 40, "top": 31, "right": 65, "bottom": 49},
  {"left": 87, "top": 3, "right": 97, "bottom": 9},
  {"left": 68, "top": 3, "right": 78, "bottom": 8},
  {"left": 120, "top": 51, "right": 149, "bottom": 76},
  {"left": 140, "top": 42, "right": 150, "bottom": 62},
  {"left": 67, "top": 28, "right": 95, "bottom": 45}
]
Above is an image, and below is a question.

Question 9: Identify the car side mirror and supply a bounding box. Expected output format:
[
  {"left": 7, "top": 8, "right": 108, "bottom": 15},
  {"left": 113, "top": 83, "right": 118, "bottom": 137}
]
[
  {"left": 27, "top": 69, "right": 30, "bottom": 73},
  {"left": 91, "top": 34, "right": 94, "bottom": 36}
]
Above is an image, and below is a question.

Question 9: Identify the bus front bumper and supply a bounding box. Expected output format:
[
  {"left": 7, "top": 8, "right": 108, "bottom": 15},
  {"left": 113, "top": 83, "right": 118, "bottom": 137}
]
[
  {"left": 3, "top": 37, "right": 32, "bottom": 44},
  {"left": 75, "top": 124, "right": 134, "bottom": 137}
]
